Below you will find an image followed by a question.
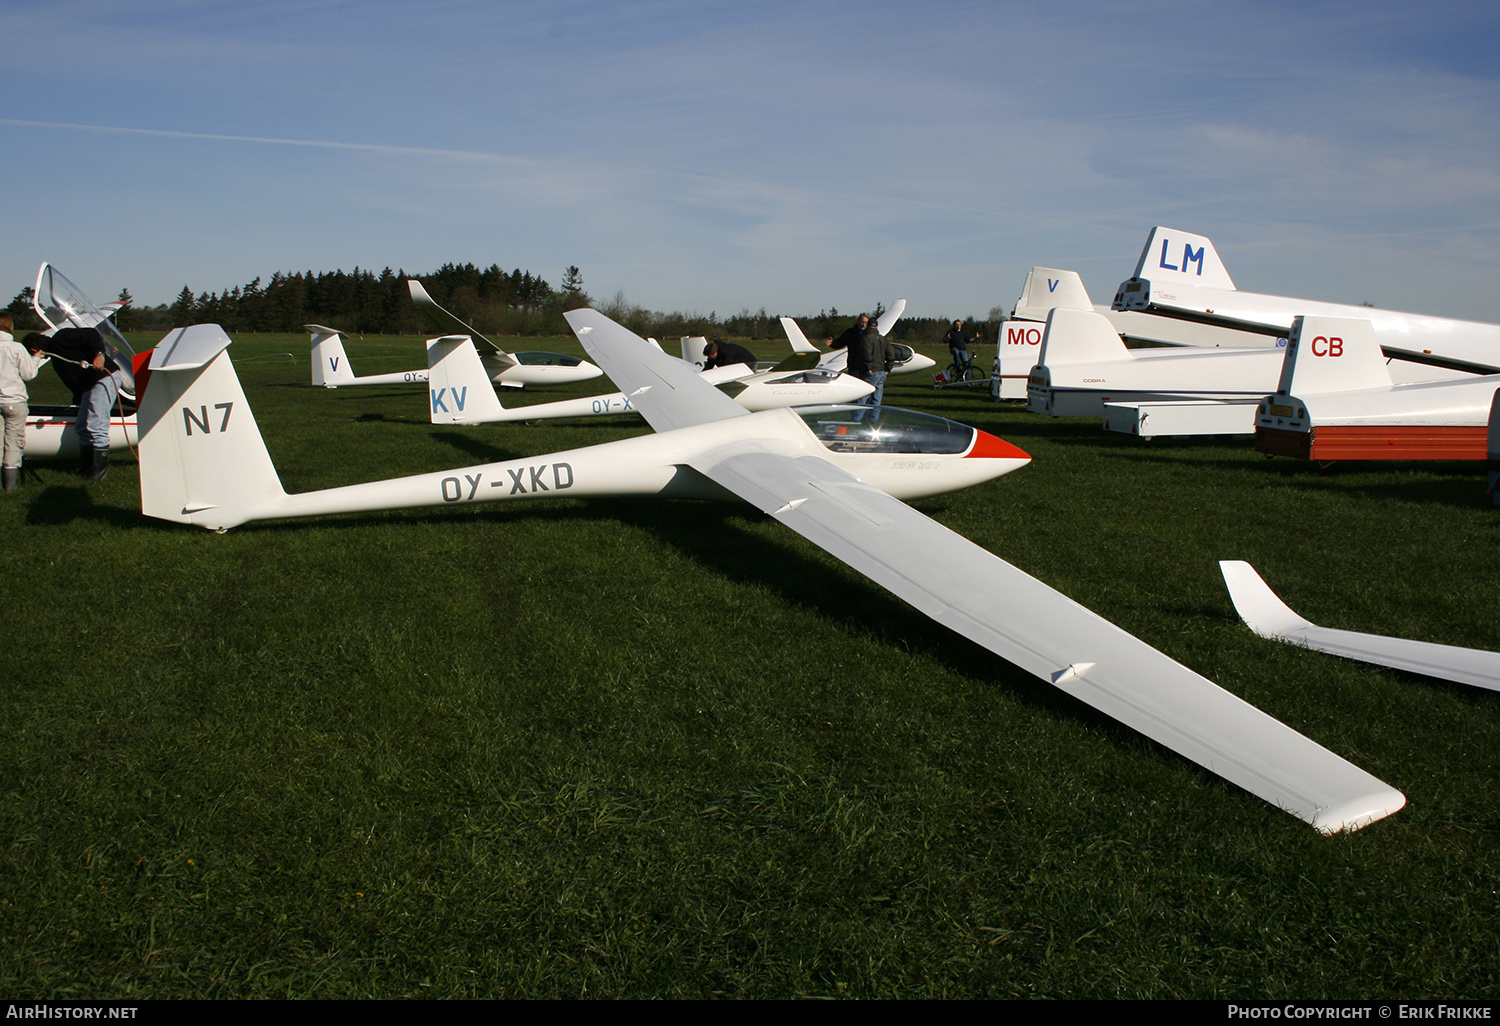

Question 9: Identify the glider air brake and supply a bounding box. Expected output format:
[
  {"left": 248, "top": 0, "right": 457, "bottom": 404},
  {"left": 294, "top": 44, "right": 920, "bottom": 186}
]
[
  {"left": 1255, "top": 316, "right": 1500, "bottom": 461},
  {"left": 425, "top": 334, "right": 873, "bottom": 424},
  {"left": 1113, "top": 226, "right": 1500, "bottom": 375},
  {"left": 1222, "top": 562, "right": 1500, "bottom": 693},
  {"left": 136, "top": 312, "right": 1405, "bottom": 834}
]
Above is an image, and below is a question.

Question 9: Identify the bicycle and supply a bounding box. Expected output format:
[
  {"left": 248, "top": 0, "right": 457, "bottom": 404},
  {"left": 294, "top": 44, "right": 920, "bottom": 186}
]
[{"left": 943, "top": 345, "right": 988, "bottom": 384}]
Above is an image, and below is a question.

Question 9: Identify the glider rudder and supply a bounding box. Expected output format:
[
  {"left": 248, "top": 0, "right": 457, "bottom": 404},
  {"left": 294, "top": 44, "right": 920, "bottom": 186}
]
[
  {"left": 138, "top": 325, "right": 288, "bottom": 530},
  {"left": 1275, "top": 316, "right": 1390, "bottom": 397},
  {"left": 308, "top": 324, "right": 356, "bottom": 387},
  {"left": 426, "top": 335, "right": 507, "bottom": 424}
]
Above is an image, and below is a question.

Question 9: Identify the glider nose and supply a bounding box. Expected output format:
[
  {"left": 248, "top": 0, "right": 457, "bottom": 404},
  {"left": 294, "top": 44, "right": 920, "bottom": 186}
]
[{"left": 967, "top": 429, "right": 1031, "bottom": 467}]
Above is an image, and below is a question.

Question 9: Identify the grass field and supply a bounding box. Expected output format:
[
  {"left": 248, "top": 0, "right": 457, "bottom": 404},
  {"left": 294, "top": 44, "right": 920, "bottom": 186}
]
[{"left": 2, "top": 331, "right": 1497, "bottom": 999}]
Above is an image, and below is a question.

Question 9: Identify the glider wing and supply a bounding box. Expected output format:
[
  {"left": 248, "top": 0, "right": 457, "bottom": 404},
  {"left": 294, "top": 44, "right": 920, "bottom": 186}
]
[
  {"left": 564, "top": 309, "right": 1405, "bottom": 833},
  {"left": 407, "top": 279, "right": 518, "bottom": 371},
  {"left": 569, "top": 311, "right": 749, "bottom": 433},
  {"left": 1222, "top": 560, "right": 1500, "bottom": 692}
]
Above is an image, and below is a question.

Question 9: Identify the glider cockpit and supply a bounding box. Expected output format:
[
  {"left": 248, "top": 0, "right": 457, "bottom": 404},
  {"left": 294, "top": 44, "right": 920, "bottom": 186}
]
[
  {"left": 511, "top": 351, "right": 589, "bottom": 367},
  {"left": 796, "top": 405, "right": 977, "bottom": 455}
]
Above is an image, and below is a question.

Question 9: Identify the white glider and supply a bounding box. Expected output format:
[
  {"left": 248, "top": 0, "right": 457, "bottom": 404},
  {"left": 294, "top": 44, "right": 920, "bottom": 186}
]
[
  {"left": 1026, "top": 308, "right": 1288, "bottom": 417},
  {"left": 136, "top": 312, "right": 1404, "bottom": 833},
  {"left": 407, "top": 280, "right": 603, "bottom": 388},
  {"left": 781, "top": 300, "right": 936, "bottom": 377},
  {"left": 1221, "top": 561, "right": 1500, "bottom": 692},
  {"left": 308, "top": 325, "right": 429, "bottom": 388},
  {"left": 1113, "top": 226, "right": 1500, "bottom": 375},
  {"left": 424, "top": 334, "right": 871, "bottom": 425},
  {"left": 996, "top": 267, "right": 1281, "bottom": 400},
  {"left": 1256, "top": 316, "right": 1500, "bottom": 461}
]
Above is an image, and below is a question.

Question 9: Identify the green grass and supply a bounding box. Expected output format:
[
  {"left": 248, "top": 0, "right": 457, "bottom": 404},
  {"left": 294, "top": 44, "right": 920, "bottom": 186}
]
[{"left": 1, "top": 333, "right": 1497, "bottom": 998}]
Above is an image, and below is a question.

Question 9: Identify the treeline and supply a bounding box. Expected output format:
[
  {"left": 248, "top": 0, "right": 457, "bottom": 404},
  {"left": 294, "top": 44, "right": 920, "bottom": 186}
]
[
  {"left": 592, "top": 294, "right": 997, "bottom": 345},
  {"left": 160, "top": 263, "right": 576, "bottom": 336},
  {"left": 7, "top": 261, "right": 998, "bottom": 344}
]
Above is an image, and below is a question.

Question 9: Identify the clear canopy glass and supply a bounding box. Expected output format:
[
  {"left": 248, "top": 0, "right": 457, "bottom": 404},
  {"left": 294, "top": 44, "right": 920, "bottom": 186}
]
[
  {"left": 34, "top": 264, "right": 136, "bottom": 393},
  {"left": 512, "top": 351, "right": 584, "bottom": 367},
  {"left": 796, "top": 405, "right": 975, "bottom": 454}
]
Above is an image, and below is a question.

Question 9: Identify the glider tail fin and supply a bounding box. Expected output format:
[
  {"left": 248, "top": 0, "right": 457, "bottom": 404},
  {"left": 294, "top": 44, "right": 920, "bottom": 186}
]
[
  {"left": 138, "top": 325, "right": 288, "bottom": 530},
  {"left": 1276, "top": 316, "right": 1391, "bottom": 397},
  {"left": 426, "top": 335, "right": 507, "bottom": 424},
  {"left": 779, "top": 316, "right": 821, "bottom": 355},
  {"left": 308, "top": 324, "right": 356, "bottom": 387},
  {"left": 1130, "top": 226, "right": 1236, "bottom": 290},
  {"left": 681, "top": 336, "right": 709, "bottom": 367},
  {"left": 1012, "top": 267, "right": 1094, "bottom": 320},
  {"left": 1038, "top": 308, "right": 1129, "bottom": 365}
]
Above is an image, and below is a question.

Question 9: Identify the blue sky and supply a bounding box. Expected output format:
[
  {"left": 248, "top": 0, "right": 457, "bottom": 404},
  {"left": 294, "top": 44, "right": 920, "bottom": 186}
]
[{"left": 4, "top": 0, "right": 1498, "bottom": 323}]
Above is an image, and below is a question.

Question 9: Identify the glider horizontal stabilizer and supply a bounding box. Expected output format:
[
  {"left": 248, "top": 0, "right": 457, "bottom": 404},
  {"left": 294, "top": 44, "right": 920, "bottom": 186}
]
[{"left": 1221, "top": 561, "right": 1500, "bottom": 692}]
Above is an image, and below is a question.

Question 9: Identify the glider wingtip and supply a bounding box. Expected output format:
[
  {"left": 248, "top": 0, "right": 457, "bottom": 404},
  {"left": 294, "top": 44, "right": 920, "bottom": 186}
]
[
  {"left": 1309, "top": 788, "right": 1406, "bottom": 835},
  {"left": 1219, "top": 559, "right": 1310, "bottom": 637}
]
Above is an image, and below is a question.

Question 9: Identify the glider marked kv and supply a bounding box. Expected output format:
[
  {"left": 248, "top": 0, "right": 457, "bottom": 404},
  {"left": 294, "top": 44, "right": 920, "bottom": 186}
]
[{"left": 424, "top": 333, "right": 871, "bottom": 425}]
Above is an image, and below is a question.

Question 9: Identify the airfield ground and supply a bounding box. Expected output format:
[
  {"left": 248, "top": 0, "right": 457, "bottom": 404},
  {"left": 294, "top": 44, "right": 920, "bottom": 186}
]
[{"left": 1, "top": 332, "right": 1496, "bottom": 998}]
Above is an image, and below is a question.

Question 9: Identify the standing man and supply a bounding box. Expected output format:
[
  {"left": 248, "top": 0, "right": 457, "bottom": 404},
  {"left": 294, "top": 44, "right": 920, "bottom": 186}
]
[
  {"left": 43, "top": 326, "right": 121, "bottom": 482},
  {"left": 0, "top": 314, "right": 44, "bottom": 492},
  {"left": 849, "top": 315, "right": 895, "bottom": 409},
  {"left": 944, "top": 319, "right": 972, "bottom": 377},
  {"left": 828, "top": 313, "right": 869, "bottom": 353}
]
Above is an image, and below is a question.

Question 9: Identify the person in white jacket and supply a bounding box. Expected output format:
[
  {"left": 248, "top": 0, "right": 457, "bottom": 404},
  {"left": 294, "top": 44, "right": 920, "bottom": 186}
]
[{"left": 0, "top": 313, "right": 45, "bottom": 492}]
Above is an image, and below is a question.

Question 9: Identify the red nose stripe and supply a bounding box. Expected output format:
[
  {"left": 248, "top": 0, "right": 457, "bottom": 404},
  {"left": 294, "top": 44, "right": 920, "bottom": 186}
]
[{"left": 966, "top": 429, "right": 1030, "bottom": 460}]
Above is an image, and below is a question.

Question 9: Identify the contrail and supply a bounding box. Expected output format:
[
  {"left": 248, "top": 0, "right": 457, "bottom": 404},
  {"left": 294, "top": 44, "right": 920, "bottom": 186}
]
[{"left": 0, "top": 118, "right": 529, "bottom": 164}]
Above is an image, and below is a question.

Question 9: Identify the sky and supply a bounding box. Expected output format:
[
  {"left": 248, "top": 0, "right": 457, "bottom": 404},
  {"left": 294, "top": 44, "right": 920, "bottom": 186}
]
[{"left": 4, "top": 0, "right": 1499, "bottom": 323}]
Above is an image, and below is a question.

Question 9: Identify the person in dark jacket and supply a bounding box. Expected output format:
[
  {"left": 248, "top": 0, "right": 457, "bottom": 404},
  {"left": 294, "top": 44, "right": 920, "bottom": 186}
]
[
  {"left": 849, "top": 319, "right": 895, "bottom": 408},
  {"left": 828, "top": 314, "right": 870, "bottom": 353},
  {"left": 43, "top": 326, "right": 121, "bottom": 481},
  {"left": 702, "top": 340, "right": 758, "bottom": 372},
  {"left": 944, "top": 319, "right": 972, "bottom": 376}
]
